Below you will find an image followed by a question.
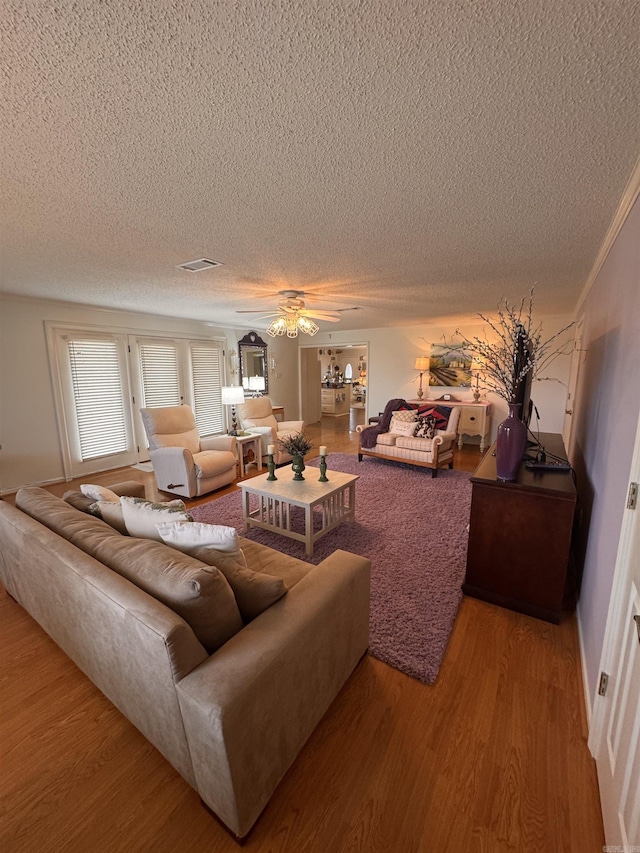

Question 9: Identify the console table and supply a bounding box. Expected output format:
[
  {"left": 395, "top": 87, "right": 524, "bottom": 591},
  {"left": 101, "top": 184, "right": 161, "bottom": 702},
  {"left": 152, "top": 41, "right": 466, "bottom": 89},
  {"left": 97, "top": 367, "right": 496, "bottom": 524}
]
[
  {"left": 409, "top": 399, "right": 492, "bottom": 451},
  {"left": 463, "top": 433, "right": 576, "bottom": 623}
]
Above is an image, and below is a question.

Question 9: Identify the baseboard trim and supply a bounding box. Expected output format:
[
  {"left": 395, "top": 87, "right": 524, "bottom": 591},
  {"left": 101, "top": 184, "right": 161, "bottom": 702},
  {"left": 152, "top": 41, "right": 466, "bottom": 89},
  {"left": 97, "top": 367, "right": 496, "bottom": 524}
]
[
  {"left": 1, "top": 476, "right": 69, "bottom": 497},
  {"left": 576, "top": 602, "right": 593, "bottom": 740}
]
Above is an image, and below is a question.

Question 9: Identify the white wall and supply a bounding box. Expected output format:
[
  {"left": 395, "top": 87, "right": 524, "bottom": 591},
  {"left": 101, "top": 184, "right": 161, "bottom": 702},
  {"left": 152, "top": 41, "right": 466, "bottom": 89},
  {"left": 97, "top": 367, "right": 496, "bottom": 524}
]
[
  {"left": 309, "top": 316, "right": 575, "bottom": 443},
  {"left": 571, "top": 196, "right": 640, "bottom": 711},
  {"left": 0, "top": 296, "right": 298, "bottom": 493}
]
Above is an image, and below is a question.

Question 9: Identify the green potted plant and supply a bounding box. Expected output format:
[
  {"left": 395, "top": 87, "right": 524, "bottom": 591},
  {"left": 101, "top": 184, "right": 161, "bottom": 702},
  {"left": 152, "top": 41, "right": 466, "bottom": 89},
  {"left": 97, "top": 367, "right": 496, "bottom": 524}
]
[{"left": 278, "top": 432, "right": 314, "bottom": 481}]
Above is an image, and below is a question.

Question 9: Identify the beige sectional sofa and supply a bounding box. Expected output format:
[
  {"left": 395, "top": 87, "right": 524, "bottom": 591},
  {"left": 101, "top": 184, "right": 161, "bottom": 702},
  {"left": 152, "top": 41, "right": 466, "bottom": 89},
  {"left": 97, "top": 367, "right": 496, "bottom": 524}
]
[{"left": 0, "top": 484, "right": 370, "bottom": 840}]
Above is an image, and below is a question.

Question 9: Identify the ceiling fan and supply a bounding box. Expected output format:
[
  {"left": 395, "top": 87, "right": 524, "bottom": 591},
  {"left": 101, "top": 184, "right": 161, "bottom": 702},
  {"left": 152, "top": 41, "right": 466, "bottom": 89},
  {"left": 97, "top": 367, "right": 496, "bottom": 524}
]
[{"left": 236, "top": 290, "right": 360, "bottom": 337}]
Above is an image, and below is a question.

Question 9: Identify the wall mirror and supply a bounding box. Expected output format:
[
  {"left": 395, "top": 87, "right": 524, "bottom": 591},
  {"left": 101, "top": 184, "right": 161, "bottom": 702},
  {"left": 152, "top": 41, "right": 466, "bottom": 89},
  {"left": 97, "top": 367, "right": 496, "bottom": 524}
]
[{"left": 238, "top": 331, "right": 269, "bottom": 395}]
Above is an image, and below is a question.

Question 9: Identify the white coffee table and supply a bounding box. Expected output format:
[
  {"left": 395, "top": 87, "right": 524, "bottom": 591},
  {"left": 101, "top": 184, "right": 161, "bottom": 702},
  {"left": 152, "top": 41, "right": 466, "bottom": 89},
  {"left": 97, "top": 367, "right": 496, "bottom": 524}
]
[{"left": 239, "top": 468, "right": 359, "bottom": 556}]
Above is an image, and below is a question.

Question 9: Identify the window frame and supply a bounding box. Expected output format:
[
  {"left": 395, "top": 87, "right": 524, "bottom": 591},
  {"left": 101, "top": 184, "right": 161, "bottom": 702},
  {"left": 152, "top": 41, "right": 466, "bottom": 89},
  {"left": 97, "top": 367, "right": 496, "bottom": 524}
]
[{"left": 46, "top": 321, "right": 228, "bottom": 475}]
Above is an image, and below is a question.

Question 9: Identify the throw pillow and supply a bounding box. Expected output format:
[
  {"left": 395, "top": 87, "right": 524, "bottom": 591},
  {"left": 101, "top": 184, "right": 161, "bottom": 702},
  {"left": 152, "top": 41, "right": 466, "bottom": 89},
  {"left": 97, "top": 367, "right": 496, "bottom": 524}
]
[
  {"left": 94, "top": 500, "right": 129, "bottom": 535},
  {"left": 80, "top": 483, "right": 121, "bottom": 503},
  {"left": 390, "top": 409, "right": 418, "bottom": 423},
  {"left": 415, "top": 414, "right": 437, "bottom": 439},
  {"left": 120, "top": 496, "right": 193, "bottom": 540},
  {"left": 390, "top": 419, "right": 418, "bottom": 437},
  {"left": 156, "top": 521, "right": 287, "bottom": 621},
  {"left": 63, "top": 489, "right": 98, "bottom": 514},
  {"left": 155, "top": 520, "right": 242, "bottom": 556},
  {"left": 416, "top": 405, "right": 452, "bottom": 431},
  {"left": 192, "top": 544, "right": 288, "bottom": 622}
]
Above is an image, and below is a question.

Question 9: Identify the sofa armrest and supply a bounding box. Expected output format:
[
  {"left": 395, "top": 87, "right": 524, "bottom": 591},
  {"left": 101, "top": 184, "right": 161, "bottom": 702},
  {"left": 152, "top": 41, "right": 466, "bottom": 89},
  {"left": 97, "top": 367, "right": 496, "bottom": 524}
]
[
  {"left": 278, "top": 420, "right": 304, "bottom": 433},
  {"left": 243, "top": 425, "right": 277, "bottom": 454},
  {"left": 149, "top": 447, "right": 197, "bottom": 497},
  {"left": 433, "top": 430, "right": 456, "bottom": 447},
  {"left": 200, "top": 435, "right": 237, "bottom": 453},
  {"left": 175, "top": 549, "right": 371, "bottom": 838}
]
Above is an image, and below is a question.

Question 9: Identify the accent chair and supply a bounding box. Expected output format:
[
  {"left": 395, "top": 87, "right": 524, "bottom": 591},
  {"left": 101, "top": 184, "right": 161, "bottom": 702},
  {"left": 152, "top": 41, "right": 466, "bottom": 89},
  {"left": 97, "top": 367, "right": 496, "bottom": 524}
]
[{"left": 140, "top": 404, "right": 237, "bottom": 498}]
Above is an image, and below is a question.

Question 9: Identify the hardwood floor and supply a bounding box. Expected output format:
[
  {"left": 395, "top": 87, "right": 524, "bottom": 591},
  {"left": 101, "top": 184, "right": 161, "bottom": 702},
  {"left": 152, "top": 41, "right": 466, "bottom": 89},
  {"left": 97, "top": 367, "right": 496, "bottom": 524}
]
[{"left": 1, "top": 417, "right": 604, "bottom": 852}]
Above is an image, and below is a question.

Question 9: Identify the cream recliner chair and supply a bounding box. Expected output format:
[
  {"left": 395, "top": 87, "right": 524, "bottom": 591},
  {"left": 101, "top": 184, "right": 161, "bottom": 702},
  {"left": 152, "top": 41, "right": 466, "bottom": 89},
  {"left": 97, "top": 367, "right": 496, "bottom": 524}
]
[
  {"left": 140, "top": 405, "right": 237, "bottom": 498},
  {"left": 236, "top": 397, "right": 304, "bottom": 465}
]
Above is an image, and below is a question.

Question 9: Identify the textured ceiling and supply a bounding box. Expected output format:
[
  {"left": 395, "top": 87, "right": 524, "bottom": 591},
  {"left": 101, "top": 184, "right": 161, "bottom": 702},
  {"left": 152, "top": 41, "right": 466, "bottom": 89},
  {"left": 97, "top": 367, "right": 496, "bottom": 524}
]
[{"left": 2, "top": 0, "right": 639, "bottom": 331}]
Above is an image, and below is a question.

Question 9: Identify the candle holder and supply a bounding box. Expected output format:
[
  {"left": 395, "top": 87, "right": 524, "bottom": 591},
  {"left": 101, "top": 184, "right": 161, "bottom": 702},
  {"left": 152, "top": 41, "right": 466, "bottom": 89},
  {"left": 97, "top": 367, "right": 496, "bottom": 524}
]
[
  {"left": 266, "top": 454, "right": 277, "bottom": 481},
  {"left": 318, "top": 456, "right": 328, "bottom": 482}
]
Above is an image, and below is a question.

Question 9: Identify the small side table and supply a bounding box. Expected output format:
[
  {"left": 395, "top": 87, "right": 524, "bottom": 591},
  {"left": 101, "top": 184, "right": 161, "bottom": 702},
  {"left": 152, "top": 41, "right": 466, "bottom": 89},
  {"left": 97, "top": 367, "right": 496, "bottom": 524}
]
[
  {"left": 235, "top": 434, "right": 263, "bottom": 478},
  {"left": 272, "top": 406, "right": 285, "bottom": 421}
]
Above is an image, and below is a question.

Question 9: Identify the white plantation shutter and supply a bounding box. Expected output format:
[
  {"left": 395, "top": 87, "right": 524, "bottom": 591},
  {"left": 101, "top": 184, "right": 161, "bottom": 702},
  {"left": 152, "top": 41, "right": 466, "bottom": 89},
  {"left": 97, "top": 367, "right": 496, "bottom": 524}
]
[
  {"left": 139, "top": 343, "right": 181, "bottom": 408},
  {"left": 67, "top": 339, "right": 128, "bottom": 461},
  {"left": 190, "top": 344, "right": 224, "bottom": 436}
]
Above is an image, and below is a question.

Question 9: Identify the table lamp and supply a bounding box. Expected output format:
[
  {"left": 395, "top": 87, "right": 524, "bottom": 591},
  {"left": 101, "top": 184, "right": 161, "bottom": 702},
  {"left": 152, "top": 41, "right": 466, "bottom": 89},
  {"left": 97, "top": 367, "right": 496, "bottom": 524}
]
[
  {"left": 414, "top": 357, "right": 430, "bottom": 399},
  {"left": 221, "top": 386, "right": 245, "bottom": 435}
]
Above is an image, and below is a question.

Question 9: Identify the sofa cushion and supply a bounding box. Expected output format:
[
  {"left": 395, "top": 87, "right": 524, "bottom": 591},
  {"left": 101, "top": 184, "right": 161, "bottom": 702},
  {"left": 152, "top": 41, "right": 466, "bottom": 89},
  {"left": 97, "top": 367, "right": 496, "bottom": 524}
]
[
  {"left": 376, "top": 432, "right": 398, "bottom": 446},
  {"left": 192, "top": 450, "right": 237, "bottom": 479},
  {"left": 83, "top": 533, "right": 243, "bottom": 653},
  {"left": 15, "top": 487, "right": 242, "bottom": 653},
  {"left": 120, "top": 496, "right": 193, "bottom": 540},
  {"left": 240, "top": 538, "right": 311, "bottom": 589},
  {"left": 192, "top": 545, "right": 287, "bottom": 622},
  {"left": 156, "top": 521, "right": 287, "bottom": 622}
]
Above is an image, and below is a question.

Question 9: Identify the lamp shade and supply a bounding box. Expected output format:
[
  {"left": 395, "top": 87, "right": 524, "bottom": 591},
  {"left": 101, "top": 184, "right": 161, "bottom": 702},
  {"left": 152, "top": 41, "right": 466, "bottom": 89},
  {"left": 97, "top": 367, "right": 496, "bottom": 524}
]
[
  {"left": 414, "top": 356, "right": 430, "bottom": 371},
  {"left": 221, "top": 386, "right": 245, "bottom": 406},
  {"left": 248, "top": 375, "right": 265, "bottom": 391}
]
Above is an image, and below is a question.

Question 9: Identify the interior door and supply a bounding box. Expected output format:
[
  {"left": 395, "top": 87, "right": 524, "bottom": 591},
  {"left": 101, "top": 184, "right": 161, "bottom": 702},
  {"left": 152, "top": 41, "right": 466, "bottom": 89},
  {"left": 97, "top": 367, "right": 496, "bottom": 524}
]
[
  {"left": 590, "top": 416, "right": 640, "bottom": 848},
  {"left": 300, "top": 348, "right": 322, "bottom": 425}
]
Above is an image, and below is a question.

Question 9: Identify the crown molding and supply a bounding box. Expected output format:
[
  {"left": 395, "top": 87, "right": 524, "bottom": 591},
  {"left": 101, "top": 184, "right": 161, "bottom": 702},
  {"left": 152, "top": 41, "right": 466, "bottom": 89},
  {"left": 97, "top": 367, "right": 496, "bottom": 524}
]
[{"left": 575, "top": 154, "right": 640, "bottom": 316}]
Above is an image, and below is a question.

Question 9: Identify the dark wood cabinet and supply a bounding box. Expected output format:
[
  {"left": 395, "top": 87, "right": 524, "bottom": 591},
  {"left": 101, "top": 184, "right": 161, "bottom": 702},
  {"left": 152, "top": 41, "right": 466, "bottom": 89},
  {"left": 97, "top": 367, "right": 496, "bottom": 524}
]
[{"left": 463, "top": 433, "right": 577, "bottom": 623}]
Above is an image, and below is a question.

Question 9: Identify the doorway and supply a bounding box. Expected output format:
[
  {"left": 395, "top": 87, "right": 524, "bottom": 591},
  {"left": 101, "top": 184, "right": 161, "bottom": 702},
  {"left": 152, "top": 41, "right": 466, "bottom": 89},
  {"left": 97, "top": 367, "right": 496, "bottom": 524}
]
[{"left": 299, "top": 343, "right": 369, "bottom": 432}]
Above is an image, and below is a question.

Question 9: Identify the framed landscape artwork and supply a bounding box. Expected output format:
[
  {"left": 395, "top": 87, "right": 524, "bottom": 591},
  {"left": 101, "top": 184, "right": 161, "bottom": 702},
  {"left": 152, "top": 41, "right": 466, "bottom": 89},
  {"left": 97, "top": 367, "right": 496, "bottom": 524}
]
[{"left": 429, "top": 344, "right": 473, "bottom": 387}]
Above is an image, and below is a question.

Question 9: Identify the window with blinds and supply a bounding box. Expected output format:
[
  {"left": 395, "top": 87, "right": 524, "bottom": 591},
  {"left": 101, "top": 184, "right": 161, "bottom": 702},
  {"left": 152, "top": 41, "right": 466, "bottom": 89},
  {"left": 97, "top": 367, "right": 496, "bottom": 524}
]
[
  {"left": 139, "top": 343, "right": 181, "bottom": 408},
  {"left": 67, "top": 339, "right": 128, "bottom": 461},
  {"left": 190, "top": 344, "right": 225, "bottom": 436}
]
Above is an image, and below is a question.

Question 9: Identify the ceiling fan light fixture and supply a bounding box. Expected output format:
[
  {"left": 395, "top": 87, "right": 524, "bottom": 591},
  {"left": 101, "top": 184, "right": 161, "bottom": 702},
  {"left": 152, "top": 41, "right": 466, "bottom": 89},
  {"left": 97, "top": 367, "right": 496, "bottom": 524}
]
[
  {"left": 266, "top": 311, "right": 319, "bottom": 338},
  {"left": 266, "top": 317, "right": 287, "bottom": 337},
  {"left": 297, "top": 315, "right": 319, "bottom": 336}
]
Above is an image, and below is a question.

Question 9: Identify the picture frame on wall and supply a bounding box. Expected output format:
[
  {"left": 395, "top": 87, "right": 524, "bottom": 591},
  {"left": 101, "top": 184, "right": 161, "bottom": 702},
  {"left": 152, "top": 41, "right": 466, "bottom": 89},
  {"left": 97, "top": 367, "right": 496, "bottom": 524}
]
[{"left": 429, "top": 344, "right": 473, "bottom": 387}]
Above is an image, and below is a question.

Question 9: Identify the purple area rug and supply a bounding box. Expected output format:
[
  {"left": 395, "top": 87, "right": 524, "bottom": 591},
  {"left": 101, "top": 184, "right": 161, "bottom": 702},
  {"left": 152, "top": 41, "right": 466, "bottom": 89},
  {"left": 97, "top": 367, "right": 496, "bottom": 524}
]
[{"left": 192, "top": 453, "right": 473, "bottom": 684}]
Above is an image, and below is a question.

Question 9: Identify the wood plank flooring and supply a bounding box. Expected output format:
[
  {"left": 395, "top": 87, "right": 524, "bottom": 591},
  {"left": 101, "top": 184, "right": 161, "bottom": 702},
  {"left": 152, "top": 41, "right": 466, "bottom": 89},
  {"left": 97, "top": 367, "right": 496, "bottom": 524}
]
[{"left": 0, "top": 417, "right": 604, "bottom": 852}]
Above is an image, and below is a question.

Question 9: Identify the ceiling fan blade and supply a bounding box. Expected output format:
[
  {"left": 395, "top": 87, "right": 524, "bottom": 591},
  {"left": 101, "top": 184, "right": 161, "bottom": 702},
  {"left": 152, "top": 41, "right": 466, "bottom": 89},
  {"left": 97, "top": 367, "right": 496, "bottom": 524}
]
[
  {"left": 235, "top": 312, "right": 281, "bottom": 321},
  {"left": 235, "top": 309, "right": 275, "bottom": 314},
  {"left": 302, "top": 311, "right": 341, "bottom": 322}
]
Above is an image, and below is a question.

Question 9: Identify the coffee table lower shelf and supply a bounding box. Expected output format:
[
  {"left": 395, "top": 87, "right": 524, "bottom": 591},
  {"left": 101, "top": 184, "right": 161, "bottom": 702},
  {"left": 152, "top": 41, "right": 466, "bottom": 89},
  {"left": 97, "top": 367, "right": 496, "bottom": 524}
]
[{"left": 239, "top": 469, "right": 359, "bottom": 556}]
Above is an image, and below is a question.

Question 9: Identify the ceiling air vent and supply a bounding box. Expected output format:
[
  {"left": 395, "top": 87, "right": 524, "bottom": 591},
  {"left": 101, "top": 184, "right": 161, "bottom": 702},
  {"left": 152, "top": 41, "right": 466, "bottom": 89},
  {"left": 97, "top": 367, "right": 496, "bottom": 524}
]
[{"left": 177, "top": 258, "right": 223, "bottom": 272}]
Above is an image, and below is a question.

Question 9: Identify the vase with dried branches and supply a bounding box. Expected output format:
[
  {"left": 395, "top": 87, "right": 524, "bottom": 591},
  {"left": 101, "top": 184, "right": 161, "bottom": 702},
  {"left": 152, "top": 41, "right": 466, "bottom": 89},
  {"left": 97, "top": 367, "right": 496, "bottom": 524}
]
[{"left": 457, "top": 290, "right": 575, "bottom": 480}]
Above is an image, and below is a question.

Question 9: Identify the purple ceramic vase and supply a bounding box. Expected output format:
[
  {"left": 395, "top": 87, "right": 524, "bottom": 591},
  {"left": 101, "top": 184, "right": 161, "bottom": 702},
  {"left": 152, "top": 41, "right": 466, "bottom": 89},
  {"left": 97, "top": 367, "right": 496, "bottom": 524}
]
[{"left": 496, "top": 402, "right": 527, "bottom": 481}]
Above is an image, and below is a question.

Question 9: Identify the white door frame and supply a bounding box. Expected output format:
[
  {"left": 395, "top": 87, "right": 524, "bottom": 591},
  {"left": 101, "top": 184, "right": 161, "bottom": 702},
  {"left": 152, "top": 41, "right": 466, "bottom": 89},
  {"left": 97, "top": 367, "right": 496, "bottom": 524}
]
[
  {"left": 562, "top": 316, "right": 584, "bottom": 458},
  {"left": 588, "top": 412, "right": 640, "bottom": 846}
]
